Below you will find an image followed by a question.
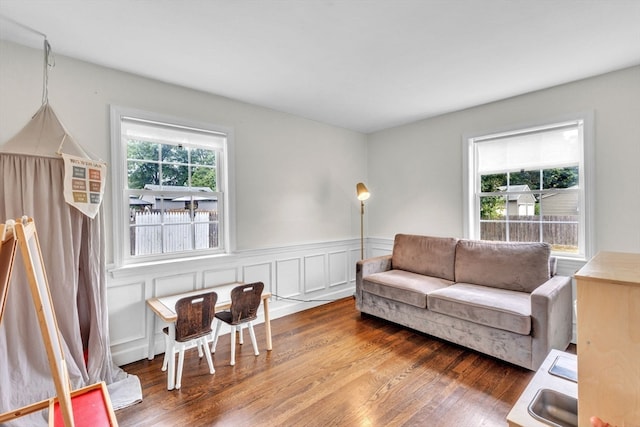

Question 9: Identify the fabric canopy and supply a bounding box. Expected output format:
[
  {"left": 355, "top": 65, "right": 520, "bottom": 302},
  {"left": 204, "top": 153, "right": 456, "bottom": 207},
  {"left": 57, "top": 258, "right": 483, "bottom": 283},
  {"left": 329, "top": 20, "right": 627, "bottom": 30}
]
[
  {"left": 0, "top": 104, "right": 91, "bottom": 159},
  {"left": 0, "top": 104, "right": 141, "bottom": 426}
]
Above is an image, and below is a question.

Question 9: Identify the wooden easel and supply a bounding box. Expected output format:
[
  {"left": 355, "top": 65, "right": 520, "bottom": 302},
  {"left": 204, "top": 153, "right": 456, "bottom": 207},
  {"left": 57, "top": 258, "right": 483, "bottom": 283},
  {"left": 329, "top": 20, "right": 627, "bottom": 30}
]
[{"left": 0, "top": 217, "right": 118, "bottom": 426}]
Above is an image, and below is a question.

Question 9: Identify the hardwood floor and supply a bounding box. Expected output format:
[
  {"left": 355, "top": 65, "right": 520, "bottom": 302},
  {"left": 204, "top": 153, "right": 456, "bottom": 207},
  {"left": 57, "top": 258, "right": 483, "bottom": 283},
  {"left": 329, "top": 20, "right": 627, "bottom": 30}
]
[{"left": 116, "top": 297, "right": 537, "bottom": 426}]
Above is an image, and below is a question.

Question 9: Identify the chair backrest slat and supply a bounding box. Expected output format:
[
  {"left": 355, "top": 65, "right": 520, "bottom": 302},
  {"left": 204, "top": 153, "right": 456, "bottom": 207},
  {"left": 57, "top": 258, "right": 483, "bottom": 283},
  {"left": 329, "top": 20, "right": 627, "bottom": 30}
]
[
  {"left": 230, "top": 282, "right": 264, "bottom": 324},
  {"left": 175, "top": 291, "right": 218, "bottom": 342}
]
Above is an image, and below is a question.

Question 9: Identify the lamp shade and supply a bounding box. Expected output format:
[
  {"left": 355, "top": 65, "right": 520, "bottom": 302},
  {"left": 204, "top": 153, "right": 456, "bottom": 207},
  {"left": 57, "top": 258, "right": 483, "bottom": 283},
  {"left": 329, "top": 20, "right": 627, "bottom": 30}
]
[{"left": 356, "top": 182, "right": 370, "bottom": 201}]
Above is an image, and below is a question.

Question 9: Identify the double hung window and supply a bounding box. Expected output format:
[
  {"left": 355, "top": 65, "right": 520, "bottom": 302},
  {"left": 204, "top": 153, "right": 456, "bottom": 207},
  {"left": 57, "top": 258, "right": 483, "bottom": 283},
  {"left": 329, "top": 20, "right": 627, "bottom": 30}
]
[
  {"left": 111, "top": 107, "right": 233, "bottom": 265},
  {"left": 465, "top": 115, "right": 593, "bottom": 259}
]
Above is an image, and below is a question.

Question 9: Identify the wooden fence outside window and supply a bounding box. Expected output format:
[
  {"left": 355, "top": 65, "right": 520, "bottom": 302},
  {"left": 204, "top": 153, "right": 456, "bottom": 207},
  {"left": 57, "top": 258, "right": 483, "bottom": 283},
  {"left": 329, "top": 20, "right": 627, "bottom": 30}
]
[
  {"left": 129, "top": 210, "right": 219, "bottom": 255},
  {"left": 480, "top": 215, "right": 578, "bottom": 252}
]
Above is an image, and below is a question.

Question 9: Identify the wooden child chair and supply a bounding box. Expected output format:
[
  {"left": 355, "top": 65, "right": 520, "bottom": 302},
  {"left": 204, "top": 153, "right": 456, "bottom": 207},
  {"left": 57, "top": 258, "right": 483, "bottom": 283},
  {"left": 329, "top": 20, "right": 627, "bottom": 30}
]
[
  {"left": 210, "top": 282, "right": 264, "bottom": 366},
  {"left": 161, "top": 291, "right": 218, "bottom": 389}
]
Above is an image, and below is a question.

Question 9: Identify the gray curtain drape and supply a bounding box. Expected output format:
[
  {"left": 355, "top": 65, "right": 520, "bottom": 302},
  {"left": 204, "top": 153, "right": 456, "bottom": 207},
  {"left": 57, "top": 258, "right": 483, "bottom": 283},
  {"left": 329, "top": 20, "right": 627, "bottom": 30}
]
[{"left": 0, "top": 108, "right": 141, "bottom": 426}]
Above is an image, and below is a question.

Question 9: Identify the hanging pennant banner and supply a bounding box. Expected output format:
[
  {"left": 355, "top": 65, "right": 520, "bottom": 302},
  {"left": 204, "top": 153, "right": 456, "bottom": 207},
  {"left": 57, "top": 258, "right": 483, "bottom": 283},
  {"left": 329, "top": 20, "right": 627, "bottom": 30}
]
[{"left": 61, "top": 153, "right": 107, "bottom": 218}]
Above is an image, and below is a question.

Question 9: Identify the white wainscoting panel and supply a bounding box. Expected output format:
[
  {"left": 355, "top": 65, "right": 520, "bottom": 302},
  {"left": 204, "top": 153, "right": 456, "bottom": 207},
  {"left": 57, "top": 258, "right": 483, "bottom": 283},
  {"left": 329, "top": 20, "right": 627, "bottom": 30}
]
[
  {"left": 370, "top": 237, "right": 393, "bottom": 258},
  {"left": 107, "top": 281, "right": 146, "bottom": 346},
  {"left": 349, "top": 248, "right": 360, "bottom": 282},
  {"left": 303, "top": 253, "right": 326, "bottom": 293},
  {"left": 328, "top": 251, "right": 348, "bottom": 287},
  {"left": 202, "top": 268, "right": 239, "bottom": 289},
  {"left": 276, "top": 258, "right": 301, "bottom": 298},
  {"left": 154, "top": 272, "right": 198, "bottom": 296},
  {"left": 555, "top": 257, "right": 585, "bottom": 344},
  {"left": 243, "top": 262, "right": 272, "bottom": 290}
]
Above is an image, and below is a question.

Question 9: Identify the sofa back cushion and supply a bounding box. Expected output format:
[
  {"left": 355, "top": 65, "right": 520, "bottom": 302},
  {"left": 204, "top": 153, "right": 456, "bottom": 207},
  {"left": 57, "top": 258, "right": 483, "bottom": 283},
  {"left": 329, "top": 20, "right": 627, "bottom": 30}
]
[
  {"left": 392, "top": 234, "right": 458, "bottom": 281},
  {"left": 454, "top": 240, "right": 551, "bottom": 292}
]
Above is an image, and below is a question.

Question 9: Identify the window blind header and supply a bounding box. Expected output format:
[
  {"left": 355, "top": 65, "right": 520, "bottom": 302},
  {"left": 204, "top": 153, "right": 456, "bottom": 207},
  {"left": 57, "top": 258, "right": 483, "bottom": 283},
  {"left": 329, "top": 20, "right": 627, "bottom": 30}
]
[
  {"left": 475, "top": 121, "right": 582, "bottom": 174},
  {"left": 121, "top": 117, "right": 226, "bottom": 150}
]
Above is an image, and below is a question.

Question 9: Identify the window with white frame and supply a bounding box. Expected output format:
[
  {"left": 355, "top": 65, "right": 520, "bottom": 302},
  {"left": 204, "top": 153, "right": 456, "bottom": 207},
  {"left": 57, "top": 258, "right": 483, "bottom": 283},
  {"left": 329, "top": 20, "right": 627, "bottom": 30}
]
[
  {"left": 464, "top": 115, "right": 593, "bottom": 259},
  {"left": 111, "top": 107, "right": 233, "bottom": 265}
]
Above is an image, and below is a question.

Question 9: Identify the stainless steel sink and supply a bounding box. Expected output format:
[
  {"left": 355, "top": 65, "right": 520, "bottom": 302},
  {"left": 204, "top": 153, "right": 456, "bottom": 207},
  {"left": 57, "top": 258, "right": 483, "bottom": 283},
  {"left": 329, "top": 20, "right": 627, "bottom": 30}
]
[{"left": 528, "top": 388, "right": 578, "bottom": 427}]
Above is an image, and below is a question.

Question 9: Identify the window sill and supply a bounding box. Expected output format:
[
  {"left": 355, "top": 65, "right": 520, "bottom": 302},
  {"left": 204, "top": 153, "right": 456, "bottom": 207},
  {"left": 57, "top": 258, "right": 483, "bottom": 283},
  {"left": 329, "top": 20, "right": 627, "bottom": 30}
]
[
  {"left": 108, "top": 252, "right": 236, "bottom": 280},
  {"left": 553, "top": 254, "right": 588, "bottom": 263}
]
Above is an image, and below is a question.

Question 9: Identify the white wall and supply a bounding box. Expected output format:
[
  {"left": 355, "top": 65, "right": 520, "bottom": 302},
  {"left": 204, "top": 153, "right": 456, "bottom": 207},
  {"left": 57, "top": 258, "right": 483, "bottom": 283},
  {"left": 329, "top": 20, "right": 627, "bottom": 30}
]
[{"left": 367, "top": 66, "right": 640, "bottom": 259}]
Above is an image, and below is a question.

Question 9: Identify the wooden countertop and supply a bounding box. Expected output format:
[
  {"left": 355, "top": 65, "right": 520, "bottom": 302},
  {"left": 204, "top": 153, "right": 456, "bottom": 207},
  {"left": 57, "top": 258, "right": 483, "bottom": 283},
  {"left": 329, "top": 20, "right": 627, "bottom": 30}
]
[{"left": 574, "top": 251, "right": 640, "bottom": 287}]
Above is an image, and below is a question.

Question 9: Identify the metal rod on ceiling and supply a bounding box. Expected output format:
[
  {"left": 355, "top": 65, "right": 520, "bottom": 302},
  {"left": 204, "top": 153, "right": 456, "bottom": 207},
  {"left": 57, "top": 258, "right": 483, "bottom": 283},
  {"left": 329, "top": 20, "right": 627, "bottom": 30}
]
[{"left": 0, "top": 14, "right": 54, "bottom": 104}]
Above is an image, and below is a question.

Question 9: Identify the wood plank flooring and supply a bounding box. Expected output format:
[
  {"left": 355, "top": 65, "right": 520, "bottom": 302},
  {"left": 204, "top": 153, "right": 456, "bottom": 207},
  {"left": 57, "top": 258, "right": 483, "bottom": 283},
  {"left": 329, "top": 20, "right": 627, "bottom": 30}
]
[{"left": 116, "top": 297, "right": 539, "bottom": 426}]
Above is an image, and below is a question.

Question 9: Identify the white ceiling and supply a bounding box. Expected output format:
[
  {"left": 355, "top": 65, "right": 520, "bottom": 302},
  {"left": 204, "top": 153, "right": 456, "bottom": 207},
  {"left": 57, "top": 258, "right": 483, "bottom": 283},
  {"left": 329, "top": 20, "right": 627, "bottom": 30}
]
[{"left": 1, "top": 0, "right": 639, "bottom": 133}]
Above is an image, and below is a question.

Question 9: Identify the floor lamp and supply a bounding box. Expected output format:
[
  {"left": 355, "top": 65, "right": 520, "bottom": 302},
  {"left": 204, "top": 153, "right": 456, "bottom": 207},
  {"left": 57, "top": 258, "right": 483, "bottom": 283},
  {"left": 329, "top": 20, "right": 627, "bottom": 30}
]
[{"left": 356, "top": 182, "right": 370, "bottom": 259}]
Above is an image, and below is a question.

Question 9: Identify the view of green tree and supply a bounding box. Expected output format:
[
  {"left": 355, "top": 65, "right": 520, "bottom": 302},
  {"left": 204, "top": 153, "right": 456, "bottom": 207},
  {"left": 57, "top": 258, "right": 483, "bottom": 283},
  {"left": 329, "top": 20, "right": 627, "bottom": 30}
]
[
  {"left": 480, "top": 166, "right": 578, "bottom": 219},
  {"left": 191, "top": 148, "right": 216, "bottom": 166},
  {"left": 127, "top": 139, "right": 216, "bottom": 190},
  {"left": 128, "top": 160, "right": 159, "bottom": 189},
  {"left": 127, "top": 139, "right": 158, "bottom": 161},
  {"left": 191, "top": 166, "right": 216, "bottom": 190},
  {"left": 161, "top": 164, "right": 189, "bottom": 187},
  {"left": 543, "top": 167, "right": 578, "bottom": 189},
  {"left": 480, "top": 173, "right": 507, "bottom": 220},
  {"left": 128, "top": 140, "right": 161, "bottom": 189},
  {"left": 161, "top": 143, "right": 188, "bottom": 163}
]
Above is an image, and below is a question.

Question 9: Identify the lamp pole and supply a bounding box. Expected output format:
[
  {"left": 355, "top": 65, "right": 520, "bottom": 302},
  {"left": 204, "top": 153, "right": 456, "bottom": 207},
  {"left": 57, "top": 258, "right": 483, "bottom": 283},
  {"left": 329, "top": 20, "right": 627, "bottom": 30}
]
[
  {"left": 360, "top": 200, "right": 365, "bottom": 259},
  {"left": 356, "top": 182, "right": 370, "bottom": 260}
]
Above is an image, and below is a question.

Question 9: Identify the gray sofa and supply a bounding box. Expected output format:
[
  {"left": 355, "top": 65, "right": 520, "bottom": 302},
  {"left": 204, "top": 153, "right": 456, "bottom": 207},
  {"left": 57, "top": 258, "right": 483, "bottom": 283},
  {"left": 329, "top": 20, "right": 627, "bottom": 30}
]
[{"left": 355, "top": 234, "right": 572, "bottom": 370}]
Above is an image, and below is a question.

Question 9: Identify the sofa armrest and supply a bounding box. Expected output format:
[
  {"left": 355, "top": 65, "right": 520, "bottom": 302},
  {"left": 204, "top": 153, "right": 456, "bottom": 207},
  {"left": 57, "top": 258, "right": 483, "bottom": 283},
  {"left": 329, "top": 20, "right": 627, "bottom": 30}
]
[
  {"left": 530, "top": 274, "right": 573, "bottom": 370},
  {"left": 355, "top": 255, "right": 392, "bottom": 309}
]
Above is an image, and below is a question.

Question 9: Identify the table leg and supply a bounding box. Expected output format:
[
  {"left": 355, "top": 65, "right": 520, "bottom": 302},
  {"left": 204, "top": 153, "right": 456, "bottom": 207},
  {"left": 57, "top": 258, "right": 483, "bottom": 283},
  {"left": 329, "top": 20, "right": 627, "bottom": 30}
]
[
  {"left": 263, "top": 296, "right": 272, "bottom": 351},
  {"left": 147, "top": 306, "right": 156, "bottom": 360},
  {"left": 167, "top": 324, "right": 176, "bottom": 390}
]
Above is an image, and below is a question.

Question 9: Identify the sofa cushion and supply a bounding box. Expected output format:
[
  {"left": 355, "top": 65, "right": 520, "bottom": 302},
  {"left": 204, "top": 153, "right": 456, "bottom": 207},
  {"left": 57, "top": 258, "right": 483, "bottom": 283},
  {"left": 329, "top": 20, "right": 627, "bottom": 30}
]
[
  {"left": 363, "top": 269, "right": 453, "bottom": 308},
  {"left": 428, "top": 283, "right": 532, "bottom": 335},
  {"left": 454, "top": 240, "right": 551, "bottom": 292},
  {"left": 391, "top": 234, "right": 458, "bottom": 281}
]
